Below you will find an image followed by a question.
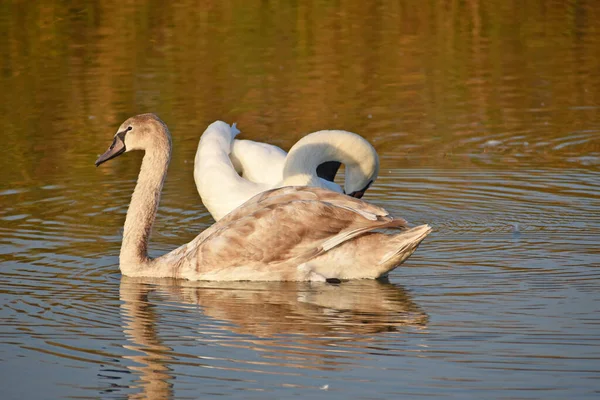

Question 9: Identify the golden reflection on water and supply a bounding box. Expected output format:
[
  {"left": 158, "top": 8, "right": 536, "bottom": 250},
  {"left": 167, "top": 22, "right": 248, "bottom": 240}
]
[{"left": 1, "top": 0, "right": 599, "bottom": 192}]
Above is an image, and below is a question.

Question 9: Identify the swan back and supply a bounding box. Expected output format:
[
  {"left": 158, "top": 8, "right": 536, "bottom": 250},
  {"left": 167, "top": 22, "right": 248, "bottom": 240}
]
[{"left": 164, "top": 185, "right": 414, "bottom": 281}]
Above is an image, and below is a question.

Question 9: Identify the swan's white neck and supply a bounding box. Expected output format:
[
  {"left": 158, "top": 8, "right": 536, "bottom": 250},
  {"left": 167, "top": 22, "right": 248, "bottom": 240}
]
[
  {"left": 120, "top": 144, "right": 171, "bottom": 275},
  {"left": 282, "top": 147, "right": 336, "bottom": 187},
  {"left": 281, "top": 130, "right": 368, "bottom": 188}
]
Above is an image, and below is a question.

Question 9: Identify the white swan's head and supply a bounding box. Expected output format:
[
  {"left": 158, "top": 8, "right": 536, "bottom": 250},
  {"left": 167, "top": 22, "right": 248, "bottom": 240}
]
[
  {"left": 284, "top": 130, "right": 379, "bottom": 199},
  {"left": 343, "top": 142, "right": 379, "bottom": 198},
  {"left": 95, "top": 113, "right": 171, "bottom": 166},
  {"left": 324, "top": 132, "right": 379, "bottom": 199}
]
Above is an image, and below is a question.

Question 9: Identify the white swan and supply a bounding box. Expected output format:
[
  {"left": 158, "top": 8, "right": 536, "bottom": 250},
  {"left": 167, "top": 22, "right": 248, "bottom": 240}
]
[
  {"left": 194, "top": 122, "right": 379, "bottom": 221},
  {"left": 95, "top": 114, "right": 431, "bottom": 282}
]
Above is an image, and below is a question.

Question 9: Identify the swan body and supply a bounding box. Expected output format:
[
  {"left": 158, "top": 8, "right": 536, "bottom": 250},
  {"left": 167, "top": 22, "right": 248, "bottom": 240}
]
[
  {"left": 194, "top": 122, "right": 379, "bottom": 221},
  {"left": 96, "top": 114, "right": 431, "bottom": 282}
]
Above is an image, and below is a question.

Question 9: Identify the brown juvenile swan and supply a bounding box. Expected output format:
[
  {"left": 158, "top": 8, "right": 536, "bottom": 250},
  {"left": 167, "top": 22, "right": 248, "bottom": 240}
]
[{"left": 95, "top": 113, "right": 432, "bottom": 281}]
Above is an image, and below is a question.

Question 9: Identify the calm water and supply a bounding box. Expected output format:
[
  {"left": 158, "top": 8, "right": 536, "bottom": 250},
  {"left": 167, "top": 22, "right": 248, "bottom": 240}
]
[{"left": 1, "top": 1, "right": 600, "bottom": 399}]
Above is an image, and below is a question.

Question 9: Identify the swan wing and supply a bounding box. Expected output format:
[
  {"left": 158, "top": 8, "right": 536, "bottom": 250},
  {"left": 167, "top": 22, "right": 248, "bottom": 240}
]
[
  {"left": 222, "top": 186, "right": 394, "bottom": 223},
  {"left": 179, "top": 185, "right": 398, "bottom": 259},
  {"left": 194, "top": 122, "right": 270, "bottom": 220},
  {"left": 230, "top": 139, "right": 287, "bottom": 185},
  {"left": 187, "top": 194, "right": 406, "bottom": 280}
]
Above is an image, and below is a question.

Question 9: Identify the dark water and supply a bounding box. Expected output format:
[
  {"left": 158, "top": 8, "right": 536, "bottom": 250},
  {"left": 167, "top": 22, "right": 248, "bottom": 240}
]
[{"left": 1, "top": 1, "right": 600, "bottom": 399}]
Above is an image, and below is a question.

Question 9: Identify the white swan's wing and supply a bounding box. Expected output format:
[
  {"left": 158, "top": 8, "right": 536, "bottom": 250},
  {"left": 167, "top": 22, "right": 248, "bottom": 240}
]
[
  {"left": 194, "top": 122, "right": 270, "bottom": 221},
  {"left": 230, "top": 139, "right": 287, "bottom": 185}
]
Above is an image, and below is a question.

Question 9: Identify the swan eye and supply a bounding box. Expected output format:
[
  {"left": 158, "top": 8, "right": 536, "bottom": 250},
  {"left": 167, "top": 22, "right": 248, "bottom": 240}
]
[{"left": 127, "top": 126, "right": 133, "bottom": 131}]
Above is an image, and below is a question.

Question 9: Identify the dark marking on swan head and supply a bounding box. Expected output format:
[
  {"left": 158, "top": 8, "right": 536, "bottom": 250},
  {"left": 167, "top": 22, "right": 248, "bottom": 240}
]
[{"left": 95, "top": 128, "right": 129, "bottom": 166}]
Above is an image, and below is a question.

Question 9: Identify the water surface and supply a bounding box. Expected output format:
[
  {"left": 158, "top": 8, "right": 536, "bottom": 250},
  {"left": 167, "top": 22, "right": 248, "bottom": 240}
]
[{"left": 1, "top": 1, "right": 599, "bottom": 399}]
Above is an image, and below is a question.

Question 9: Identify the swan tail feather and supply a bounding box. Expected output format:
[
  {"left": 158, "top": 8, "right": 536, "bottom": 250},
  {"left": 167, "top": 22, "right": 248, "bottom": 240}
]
[
  {"left": 317, "top": 217, "right": 407, "bottom": 255},
  {"left": 378, "top": 224, "right": 432, "bottom": 271},
  {"left": 230, "top": 122, "right": 240, "bottom": 136}
]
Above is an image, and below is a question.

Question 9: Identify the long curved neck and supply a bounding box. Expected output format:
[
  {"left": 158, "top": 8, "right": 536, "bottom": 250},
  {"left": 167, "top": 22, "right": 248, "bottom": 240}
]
[
  {"left": 281, "top": 130, "right": 367, "bottom": 187},
  {"left": 282, "top": 146, "right": 337, "bottom": 186},
  {"left": 120, "top": 144, "right": 170, "bottom": 274}
]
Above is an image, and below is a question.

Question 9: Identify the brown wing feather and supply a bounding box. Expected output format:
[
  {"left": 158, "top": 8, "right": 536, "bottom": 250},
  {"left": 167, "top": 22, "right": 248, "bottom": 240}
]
[
  {"left": 193, "top": 198, "right": 406, "bottom": 274},
  {"left": 219, "top": 186, "right": 393, "bottom": 225}
]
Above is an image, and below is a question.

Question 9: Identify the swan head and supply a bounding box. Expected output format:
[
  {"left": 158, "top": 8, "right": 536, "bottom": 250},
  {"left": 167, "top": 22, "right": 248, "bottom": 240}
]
[
  {"left": 95, "top": 113, "right": 171, "bottom": 166},
  {"left": 340, "top": 138, "right": 379, "bottom": 199},
  {"left": 284, "top": 129, "right": 380, "bottom": 199},
  {"left": 344, "top": 160, "right": 378, "bottom": 199}
]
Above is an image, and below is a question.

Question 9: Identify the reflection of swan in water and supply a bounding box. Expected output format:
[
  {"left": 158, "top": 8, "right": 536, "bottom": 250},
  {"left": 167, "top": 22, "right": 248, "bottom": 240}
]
[
  {"left": 182, "top": 280, "right": 428, "bottom": 337},
  {"left": 121, "top": 276, "right": 427, "bottom": 341},
  {"left": 119, "top": 278, "right": 427, "bottom": 397},
  {"left": 120, "top": 279, "right": 174, "bottom": 400}
]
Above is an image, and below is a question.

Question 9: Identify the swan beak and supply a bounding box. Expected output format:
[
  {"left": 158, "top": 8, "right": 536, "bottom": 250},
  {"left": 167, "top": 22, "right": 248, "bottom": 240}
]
[
  {"left": 348, "top": 190, "right": 365, "bottom": 199},
  {"left": 95, "top": 133, "right": 126, "bottom": 166},
  {"left": 348, "top": 180, "right": 373, "bottom": 199}
]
